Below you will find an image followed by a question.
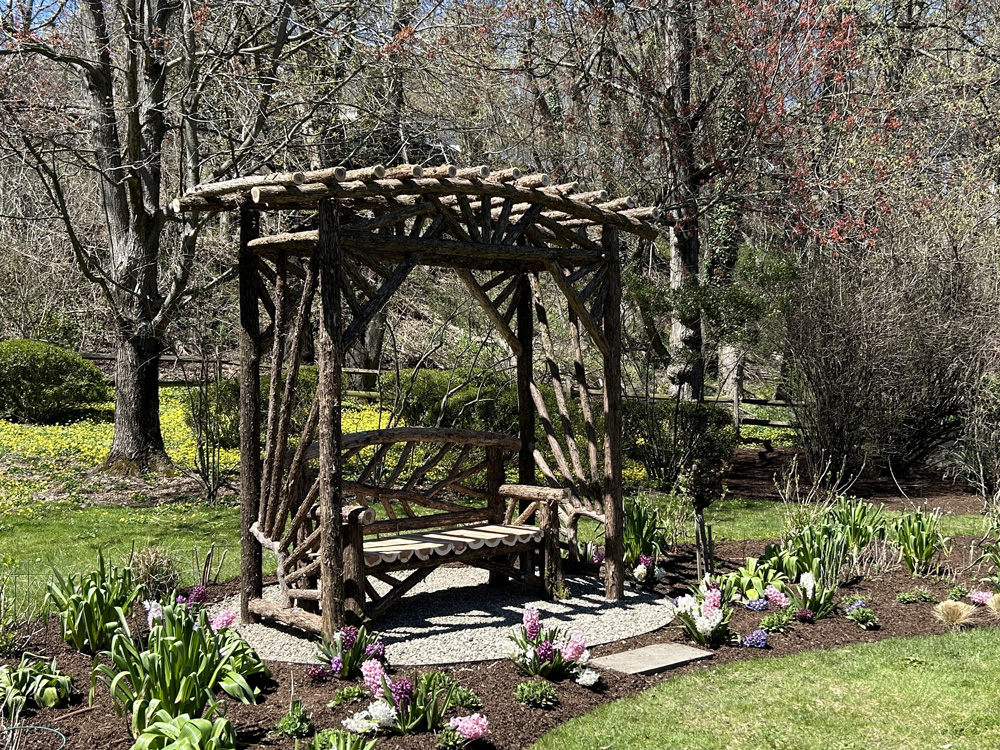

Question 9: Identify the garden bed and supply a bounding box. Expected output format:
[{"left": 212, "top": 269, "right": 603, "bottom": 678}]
[{"left": 5, "top": 532, "right": 994, "bottom": 750}]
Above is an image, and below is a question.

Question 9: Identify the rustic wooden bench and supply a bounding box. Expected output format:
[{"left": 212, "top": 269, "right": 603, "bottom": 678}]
[{"left": 250, "top": 427, "right": 564, "bottom": 627}]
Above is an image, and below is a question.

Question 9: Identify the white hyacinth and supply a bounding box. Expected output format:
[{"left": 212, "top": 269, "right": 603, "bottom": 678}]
[
  {"left": 342, "top": 711, "right": 377, "bottom": 734},
  {"left": 367, "top": 700, "right": 397, "bottom": 729},
  {"left": 800, "top": 572, "right": 816, "bottom": 600},
  {"left": 675, "top": 595, "right": 699, "bottom": 616},
  {"left": 575, "top": 668, "right": 600, "bottom": 687},
  {"left": 654, "top": 567, "right": 667, "bottom": 581},
  {"left": 695, "top": 607, "right": 723, "bottom": 635},
  {"left": 633, "top": 564, "right": 648, "bottom": 580}
]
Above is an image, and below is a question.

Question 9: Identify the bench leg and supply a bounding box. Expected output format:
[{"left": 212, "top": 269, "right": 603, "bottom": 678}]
[
  {"left": 343, "top": 520, "right": 365, "bottom": 624},
  {"left": 541, "top": 495, "right": 564, "bottom": 598}
]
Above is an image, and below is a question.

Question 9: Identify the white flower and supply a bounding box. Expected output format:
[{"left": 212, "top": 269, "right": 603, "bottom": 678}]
[
  {"left": 654, "top": 567, "right": 667, "bottom": 581},
  {"left": 695, "top": 608, "right": 723, "bottom": 635},
  {"left": 800, "top": 572, "right": 816, "bottom": 600},
  {"left": 578, "top": 649, "right": 591, "bottom": 665},
  {"left": 342, "top": 711, "right": 377, "bottom": 733},
  {"left": 367, "top": 700, "right": 397, "bottom": 729},
  {"left": 633, "top": 564, "right": 648, "bottom": 580},
  {"left": 575, "top": 668, "right": 600, "bottom": 687},
  {"left": 675, "top": 595, "right": 699, "bottom": 616},
  {"left": 523, "top": 646, "right": 535, "bottom": 662}
]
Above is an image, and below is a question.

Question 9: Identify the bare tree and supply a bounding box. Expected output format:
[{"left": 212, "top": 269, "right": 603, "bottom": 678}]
[{"left": 0, "top": 0, "right": 355, "bottom": 471}]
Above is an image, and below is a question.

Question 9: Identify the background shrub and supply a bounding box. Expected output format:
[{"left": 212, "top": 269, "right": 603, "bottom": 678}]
[
  {"left": 184, "top": 366, "right": 330, "bottom": 449},
  {"left": 0, "top": 339, "right": 109, "bottom": 423}
]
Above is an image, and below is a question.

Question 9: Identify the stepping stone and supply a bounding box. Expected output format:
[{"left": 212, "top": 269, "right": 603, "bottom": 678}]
[{"left": 591, "top": 643, "right": 713, "bottom": 675}]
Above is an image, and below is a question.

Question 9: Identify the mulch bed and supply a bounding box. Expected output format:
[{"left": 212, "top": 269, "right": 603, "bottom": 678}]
[{"left": 4, "top": 449, "right": 995, "bottom": 750}]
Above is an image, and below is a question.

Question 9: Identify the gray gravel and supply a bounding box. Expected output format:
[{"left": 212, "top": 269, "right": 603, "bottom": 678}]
[{"left": 210, "top": 567, "right": 674, "bottom": 666}]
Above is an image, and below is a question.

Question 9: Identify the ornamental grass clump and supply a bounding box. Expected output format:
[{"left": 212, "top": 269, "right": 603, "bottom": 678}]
[
  {"left": 669, "top": 579, "right": 731, "bottom": 648},
  {"left": 508, "top": 606, "right": 595, "bottom": 681},
  {"left": 933, "top": 600, "right": 977, "bottom": 631},
  {"left": 318, "top": 625, "right": 387, "bottom": 680},
  {"left": 987, "top": 593, "right": 1000, "bottom": 619}
]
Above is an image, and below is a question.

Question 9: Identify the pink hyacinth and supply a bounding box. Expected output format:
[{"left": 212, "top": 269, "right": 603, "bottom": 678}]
[
  {"left": 361, "top": 659, "right": 387, "bottom": 698},
  {"left": 639, "top": 554, "right": 653, "bottom": 567},
  {"left": 704, "top": 589, "right": 723, "bottom": 611},
  {"left": 558, "top": 632, "right": 587, "bottom": 662},
  {"left": 210, "top": 610, "right": 236, "bottom": 631},
  {"left": 450, "top": 713, "right": 489, "bottom": 741},
  {"left": 523, "top": 606, "right": 541, "bottom": 641},
  {"left": 764, "top": 585, "right": 788, "bottom": 608},
  {"left": 970, "top": 590, "right": 992, "bottom": 606}
]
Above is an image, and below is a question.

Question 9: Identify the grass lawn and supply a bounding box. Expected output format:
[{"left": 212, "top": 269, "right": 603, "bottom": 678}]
[
  {"left": 704, "top": 496, "right": 985, "bottom": 541},
  {"left": 0, "top": 500, "right": 251, "bottom": 590},
  {"left": 535, "top": 628, "right": 1000, "bottom": 750},
  {"left": 579, "top": 495, "right": 985, "bottom": 547}
]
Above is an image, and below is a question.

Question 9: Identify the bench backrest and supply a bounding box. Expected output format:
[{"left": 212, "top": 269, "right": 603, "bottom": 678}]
[{"left": 339, "top": 427, "right": 519, "bottom": 535}]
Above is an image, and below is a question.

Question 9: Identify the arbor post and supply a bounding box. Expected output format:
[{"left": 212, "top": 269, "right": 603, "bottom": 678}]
[
  {"left": 317, "top": 199, "right": 346, "bottom": 635},
  {"left": 239, "top": 209, "right": 263, "bottom": 623},
  {"left": 602, "top": 225, "right": 625, "bottom": 600}
]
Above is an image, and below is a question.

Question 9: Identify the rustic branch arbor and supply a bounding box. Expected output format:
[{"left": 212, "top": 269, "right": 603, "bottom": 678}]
[{"left": 172, "top": 164, "right": 659, "bottom": 637}]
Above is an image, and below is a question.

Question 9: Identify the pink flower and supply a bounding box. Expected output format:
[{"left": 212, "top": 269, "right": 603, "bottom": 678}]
[
  {"left": 523, "top": 606, "right": 541, "bottom": 641},
  {"left": 764, "top": 586, "right": 789, "bottom": 608},
  {"left": 970, "top": 590, "right": 992, "bottom": 606},
  {"left": 361, "top": 659, "right": 387, "bottom": 698},
  {"left": 704, "top": 589, "right": 723, "bottom": 611},
  {"left": 558, "top": 632, "right": 587, "bottom": 662},
  {"left": 210, "top": 610, "right": 237, "bottom": 631},
  {"left": 450, "top": 713, "right": 489, "bottom": 740}
]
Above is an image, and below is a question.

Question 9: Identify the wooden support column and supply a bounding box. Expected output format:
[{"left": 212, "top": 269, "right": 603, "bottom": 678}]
[
  {"left": 317, "top": 199, "right": 347, "bottom": 634},
  {"left": 239, "top": 209, "right": 263, "bottom": 623},
  {"left": 601, "top": 226, "right": 625, "bottom": 600},
  {"left": 516, "top": 272, "right": 536, "bottom": 579},
  {"left": 516, "top": 274, "right": 535, "bottom": 484}
]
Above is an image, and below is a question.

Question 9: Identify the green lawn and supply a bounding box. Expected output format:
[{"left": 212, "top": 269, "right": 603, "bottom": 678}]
[
  {"left": 579, "top": 495, "right": 986, "bottom": 546},
  {"left": 535, "top": 629, "right": 1000, "bottom": 750},
  {"left": 0, "top": 500, "right": 260, "bottom": 598},
  {"left": 704, "top": 496, "right": 985, "bottom": 541}
]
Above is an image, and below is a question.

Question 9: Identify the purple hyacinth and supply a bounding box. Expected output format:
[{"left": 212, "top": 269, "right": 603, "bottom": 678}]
[
  {"left": 742, "top": 629, "right": 768, "bottom": 649},
  {"left": 639, "top": 554, "right": 653, "bottom": 568},
  {"left": 591, "top": 549, "right": 605, "bottom": 565},
  {"left": 330, "top": 656, "right": 344, "bottom": 675},
  {"left": 845, "top": 599, "right": 868, "bottom": 614},
  {"left": 305, "top": 664, "right": 334, "bottom": 682},
  {"left": 535, "top": 640, "right": 554, "bottom": 662},
  {"left": 340, "top": 625, "right": 359, "bottom": 650},
  {"left": 391, "top": 678, "right": 414, "bottom": 712},
  {"left": 795, "top": 608, "right": 815, "bottom": 623},
  {"left": 523, "top": 606, "right": 541, "bottom": 641},
  {"left": 744, "top": 598, "right": 769, "bottom": 611},
  {"left": 365, "top": 640, "right": 386, "bottom": 661},
  {"left": 188, "top": 585, "right": 207, "bottom": 605}
]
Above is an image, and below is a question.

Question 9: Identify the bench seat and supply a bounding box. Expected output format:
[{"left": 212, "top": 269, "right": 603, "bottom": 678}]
[{"left": 362, "top": 523, "right": 543, "bottom": 568}]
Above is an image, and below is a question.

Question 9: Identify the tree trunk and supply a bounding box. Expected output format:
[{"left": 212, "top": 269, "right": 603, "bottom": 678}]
[{"left": 103, "top": 328, "right": 172, "bottom": 474}]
